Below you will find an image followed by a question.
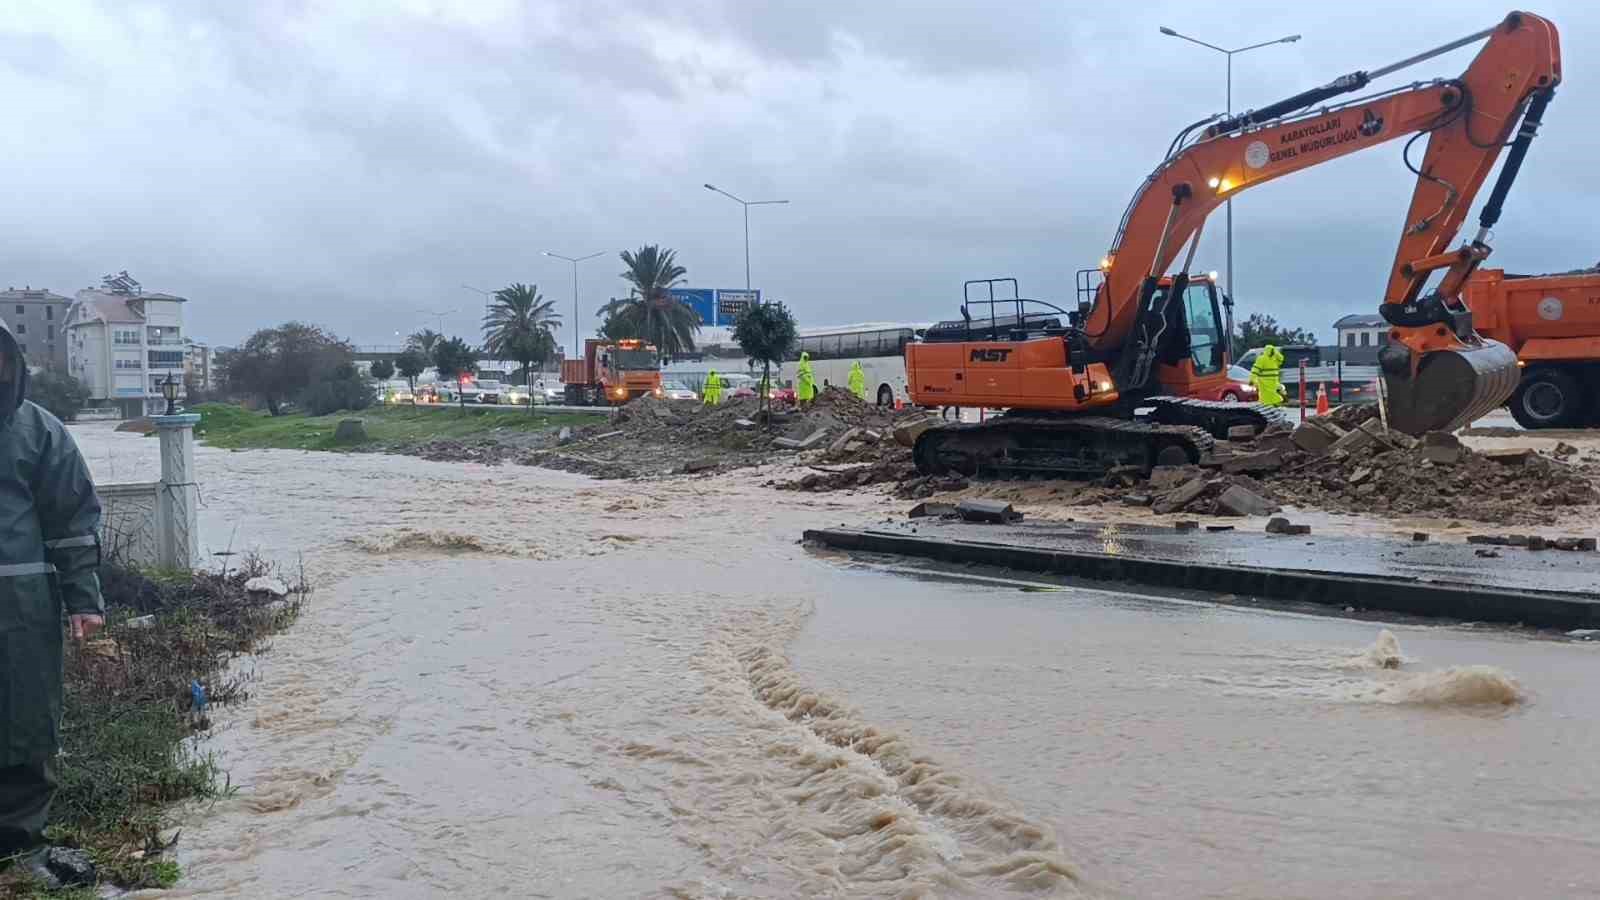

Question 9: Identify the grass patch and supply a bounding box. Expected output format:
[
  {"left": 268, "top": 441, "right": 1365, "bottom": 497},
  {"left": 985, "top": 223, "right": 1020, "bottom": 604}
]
[
  {"left": 3, "top": 557, "right": 307, "bottom": 896},
  {"left": 191, "top": 402, "right": 595, "bottom": 451}
]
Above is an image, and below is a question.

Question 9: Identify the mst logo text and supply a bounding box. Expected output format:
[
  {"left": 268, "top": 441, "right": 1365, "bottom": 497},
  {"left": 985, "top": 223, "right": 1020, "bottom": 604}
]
[{"left": 969, "top": 348, "right": 1013, "bottom": 363}]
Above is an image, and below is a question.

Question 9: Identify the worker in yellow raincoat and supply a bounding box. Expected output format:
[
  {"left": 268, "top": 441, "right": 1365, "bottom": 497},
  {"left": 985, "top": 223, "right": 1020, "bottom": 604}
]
[
  {"left": 796, "top": 352, "right": 817, "bottom": 406},
  {"left": 703, "top": 370, "right": 722, "bottom": 405},
  {"left": 847, "top": 361, "right": 866, "bottom": 400},
  {"left": 1249, "top": 344, "right": 1285, "bottom": 407}
]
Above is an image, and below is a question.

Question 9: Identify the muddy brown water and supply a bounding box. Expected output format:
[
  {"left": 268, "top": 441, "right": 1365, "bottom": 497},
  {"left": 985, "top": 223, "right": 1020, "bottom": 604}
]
[{"left": 72, "top": 423, "right": 1600, "bottom": 898}]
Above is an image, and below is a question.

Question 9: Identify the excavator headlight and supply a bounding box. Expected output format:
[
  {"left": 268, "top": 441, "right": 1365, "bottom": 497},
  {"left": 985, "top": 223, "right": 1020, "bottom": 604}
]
[
  {"left": 1218, "top": 178, "right": 1234, "bottom": 192},
  {"left": 1207, "top": 177, "right": 1221, "bottom": 189},
  {"left": 1099, "top": 256, "right": 1112, "bottom": 270},
  {"left": 1097, "top": 380, "right": 1112, "bottom": 392}
]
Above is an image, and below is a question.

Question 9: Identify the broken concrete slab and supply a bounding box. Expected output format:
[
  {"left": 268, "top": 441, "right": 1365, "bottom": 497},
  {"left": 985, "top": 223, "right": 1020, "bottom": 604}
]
[
  {"left": 1227, "top": 425, "right": 1258, "bottom": 442},
  {"left": 1151, "top": 477, "right": 1208, "bottom": 514},
  {"left": 1265, "top": 516, "right": 1312, "bottom": 536},
  {"left": 1220, "top": 449, "right": 1285, "bottom": 475},
  {"left": 956, "top": 498, "right": 1022, "bottom": 524},
  {"left": 1349, "top": 466, "right": 1374, "bottom": 485},
  {"left": 1553, "top": 537, "right": 1582, "bottom": 552},
  {"left": 1329, "top": 427, "right": 1378, "bottom": 456},
  {"left": 1149, "top": 465, "right": 1199, "bottom": 491},
  {"left": 733, "top": 418, "right": 759, "bottom": 431},
  {"left": 1215, "top": 484, "right": 1281, "bottom": 517},
  {"left": 1554, "top": 441, "right": 1580, "bottom": 458},
  {"left": 680, "top": 457, "right": 719, "bottom": 474},
  {"left": 893, "top": 417, "right": 937, "bottom": 448},
  {"left": 907, "top": 501, "right": 958, "bottom": 519},
  {"left": 1420, "top": 431, "right": 1463, "bottom": 465},
  {"left": 1291, "top": 421, "right": 1337, "bottom": 454},
  {"left": 774, "top": 428, "right": 831, "bottom": 451},
  {"left": 828, "top": 427, "right": 864, "bottom": 453},
  {"left": 1483, "top": 447, "right": 1534, "bottom": 466},
  {"left": 1122, "top": 493, "right": 1153, "bottom": 507}
]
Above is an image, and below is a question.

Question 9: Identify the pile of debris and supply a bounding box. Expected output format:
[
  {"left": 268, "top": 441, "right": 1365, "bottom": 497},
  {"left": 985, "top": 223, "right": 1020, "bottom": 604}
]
[
  {"left": 1135, "top": 408, "right": 1597, "bottom": 524},
  {"left": 522, "top": 387, "right": 919, "bottom": 480}
]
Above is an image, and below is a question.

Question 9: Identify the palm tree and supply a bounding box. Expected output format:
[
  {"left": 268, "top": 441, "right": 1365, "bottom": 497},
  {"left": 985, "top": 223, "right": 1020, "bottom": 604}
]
[
  {"left": 598, "top": 245, "right": 700, "bottom": 358},
  {"left": 482, "top": 283, "right": 561, "bottom": 411},
  {"left": 407, "top": 329, "right": 443, "bottom": 356}
]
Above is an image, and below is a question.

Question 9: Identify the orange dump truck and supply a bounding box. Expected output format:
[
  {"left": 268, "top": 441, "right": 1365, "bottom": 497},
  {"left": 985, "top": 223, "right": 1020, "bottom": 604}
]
[
  {"left": 560, "top": 338, "right": 663, "bottom": 406},
  {"left": 1466, "top": 267, "right": 1600, "bottom": 428}
]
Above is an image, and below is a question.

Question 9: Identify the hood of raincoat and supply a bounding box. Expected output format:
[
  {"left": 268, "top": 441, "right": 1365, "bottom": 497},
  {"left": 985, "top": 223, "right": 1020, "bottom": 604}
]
[
  {"left": 799, "top": 352, "right": 810, "bottom": 363},
  {"left": 0, "top": 318, "right": 27, "bottom": 421}
]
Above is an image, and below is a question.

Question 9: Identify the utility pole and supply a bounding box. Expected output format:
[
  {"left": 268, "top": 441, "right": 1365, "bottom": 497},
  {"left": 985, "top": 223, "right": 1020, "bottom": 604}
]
[
  {"left": 543, "top": 251, "right": 606, "bottom": 358},
  {"left": 1159, "top": 26, "right": 1301, "bottom": 349},
  {"left": 703, "top": 184, "right": 789, "bottom": 290}
]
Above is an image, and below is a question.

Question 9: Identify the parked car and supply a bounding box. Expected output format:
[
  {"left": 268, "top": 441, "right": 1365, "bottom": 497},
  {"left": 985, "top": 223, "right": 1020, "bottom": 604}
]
[
  {"left": 661, "top": 380, "right": 697, "bottom": 401},
  {"left": 503, "top": 385, "right": 531, "bottom": 405},
  {"left": 475, "top": 380, "right": 506, "bottom": 404},
  {"left": 1190, "top": 365, "right": 1258, "bottom": 403}
]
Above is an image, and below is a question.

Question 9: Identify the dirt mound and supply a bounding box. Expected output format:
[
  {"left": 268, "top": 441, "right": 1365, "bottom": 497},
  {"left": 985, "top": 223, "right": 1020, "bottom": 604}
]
[
  {"left": 1155, "top": 415, "right": 1599, "bottom": 524},
  {"left": 527, "top": 389, "right": 916, "bottom": 480}
]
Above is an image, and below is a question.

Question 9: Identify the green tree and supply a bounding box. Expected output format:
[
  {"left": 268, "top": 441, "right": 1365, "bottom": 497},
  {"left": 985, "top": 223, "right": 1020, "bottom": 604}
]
[
  {"left": 219, "top": 322, "right": 355, "bottom": 415},
  {"left": 1233, "top": 313, "right": 1317, "bottom": 352},
  {"left": 431, "top": 337, "right": 478, "bottom": 412},
  {"left": 407, "top": 329, "right": 443, "bottom": 356},
  {"left": 482, "top": 283, "right": 561, "bottom": 413},
  {"left": 596, "top": 245, "right": 699, "bottom": 358},
  {"left": 394, "top": 348, "right": 427, "bottom": 397},
  {"left": 732, "top": 301, "right": 798, "bottom": 421},
  {"left": 300, "top": 361, "right": 374, "bottom": 416},
  {"left": 369, "top": 358, "right": 395, "bottom": 381},
  {"left": 27, "top": 370, "right": 92, "bottom": 422}
]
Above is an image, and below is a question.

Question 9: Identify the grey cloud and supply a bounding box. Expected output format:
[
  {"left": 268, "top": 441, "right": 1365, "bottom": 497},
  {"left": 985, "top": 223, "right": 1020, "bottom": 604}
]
[{"left": 2, "top": 0, "right": 1598, "bottom": 347}]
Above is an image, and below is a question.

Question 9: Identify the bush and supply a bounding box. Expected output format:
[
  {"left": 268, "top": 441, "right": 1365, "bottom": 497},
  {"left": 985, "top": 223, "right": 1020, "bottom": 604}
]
[
  {"left": 299, "top": 374, "right": 374, "bottom": 416},
  {"left": 28, "top": 369, "right": 92, "bottom": 422}
]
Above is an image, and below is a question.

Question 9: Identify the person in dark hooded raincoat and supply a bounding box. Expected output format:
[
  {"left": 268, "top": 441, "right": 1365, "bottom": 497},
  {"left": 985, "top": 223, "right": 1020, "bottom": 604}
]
[{"left": 0, "top": 319, "right": 104, "bottom": 857}]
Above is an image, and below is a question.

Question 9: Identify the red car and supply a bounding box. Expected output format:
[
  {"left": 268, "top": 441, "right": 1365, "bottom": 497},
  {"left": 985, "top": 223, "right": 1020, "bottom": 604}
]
[{"left": 1188, "top": 364, "right": 1260, "bottom": 403}]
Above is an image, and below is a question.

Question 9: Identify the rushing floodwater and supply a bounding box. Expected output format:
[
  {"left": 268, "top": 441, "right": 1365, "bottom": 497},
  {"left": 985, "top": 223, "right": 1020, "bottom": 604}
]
[{"left": 72, "top": 423, "right": 1600, "bottom": 898}]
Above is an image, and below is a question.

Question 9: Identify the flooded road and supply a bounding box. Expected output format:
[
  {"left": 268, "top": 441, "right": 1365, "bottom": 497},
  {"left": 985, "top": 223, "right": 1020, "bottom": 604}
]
[{"left": 73, "top": 423, "right": 1600, "bottom": 898}]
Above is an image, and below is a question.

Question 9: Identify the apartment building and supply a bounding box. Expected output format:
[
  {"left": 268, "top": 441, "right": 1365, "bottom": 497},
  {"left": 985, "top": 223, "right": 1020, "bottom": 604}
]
[
  {"left": 67, "top": 274, "right": 189, "bottom": 417},
  {"left": 0, "top": 286, "right": 71, "bottom": 371}
]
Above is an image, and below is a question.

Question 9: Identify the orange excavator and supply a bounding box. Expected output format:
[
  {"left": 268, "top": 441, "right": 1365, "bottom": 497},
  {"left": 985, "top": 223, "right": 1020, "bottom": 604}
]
[{"left": 907, "top": 11, "right": 1559, "bottom": 477}]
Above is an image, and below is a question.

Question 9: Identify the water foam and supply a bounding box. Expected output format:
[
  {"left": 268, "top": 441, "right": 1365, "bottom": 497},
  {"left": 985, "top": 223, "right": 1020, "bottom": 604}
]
[{"left": 1353, "top": 665, "right": 1526, "bottom": 707}]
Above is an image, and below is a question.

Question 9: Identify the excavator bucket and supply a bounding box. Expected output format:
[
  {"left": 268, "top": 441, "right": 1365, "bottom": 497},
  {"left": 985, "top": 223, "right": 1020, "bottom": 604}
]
[{"left": 1381, "top": 339, "right": 1519, "bottom": 435}]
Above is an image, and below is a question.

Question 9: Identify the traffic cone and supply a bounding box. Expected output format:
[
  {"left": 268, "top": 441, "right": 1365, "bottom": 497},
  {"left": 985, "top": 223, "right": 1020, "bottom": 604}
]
[
  {"left": 1315, "top": 384, "right": 1330, "bottom": 416},
  {"left": 895, "top": 398, "right": 904, "bottom": 411}
]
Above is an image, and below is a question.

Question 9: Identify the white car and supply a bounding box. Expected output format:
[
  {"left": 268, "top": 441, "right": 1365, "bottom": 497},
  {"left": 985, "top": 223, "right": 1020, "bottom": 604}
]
[
  {"left": 503, "top": 385, "right": 532, "bottom": 405},
  {"left": 474, "top": 380, "right": 507, "bottom": 404},
  {"left": 662, "top": 380, "right": 697, "bottom": 401}
]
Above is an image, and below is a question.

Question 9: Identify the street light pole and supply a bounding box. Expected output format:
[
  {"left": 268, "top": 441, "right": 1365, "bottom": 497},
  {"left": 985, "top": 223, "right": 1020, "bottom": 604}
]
[
  {"left": 1158, "top": 27, "right": 1301, "bottom": 338},
  {"left": 415, "top": 307, "right": 455, "bottom": 334},
  {"left": 543, "top": 250, "right": 605, "bottom": 358},
  {"left": 704, "top": 184, "right": 789, "bottom": 291}
]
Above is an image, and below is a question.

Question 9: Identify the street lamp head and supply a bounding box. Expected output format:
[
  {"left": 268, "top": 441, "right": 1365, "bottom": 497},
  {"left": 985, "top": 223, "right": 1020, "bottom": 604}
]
[
  {"left": 703, "top": 183, "right": 718, "bottom": 191},
  {"left": 1282, "top": 34, "right": 1302, "bottom": 43},
  {"left": 1159, "top": 26, "right": 1178, "bottom": 36},
  {"left": 542, "top": 250, "right": 555, "bottom": 257}
]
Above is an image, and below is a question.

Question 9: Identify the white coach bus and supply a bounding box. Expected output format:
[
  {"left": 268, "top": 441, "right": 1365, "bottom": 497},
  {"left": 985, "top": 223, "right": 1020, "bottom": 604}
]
[{"left": 778, "top": 323, "right": 926, "bottom": 406}]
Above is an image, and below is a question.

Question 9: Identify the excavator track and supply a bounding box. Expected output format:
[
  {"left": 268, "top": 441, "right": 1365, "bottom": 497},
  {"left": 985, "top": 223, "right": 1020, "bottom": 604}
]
[
  {"left": 1142, "top": 395, "right": 1291, "bottom": 439},
  {"left": 912, "top": 415, "right": 1215, "bottom": 479}
]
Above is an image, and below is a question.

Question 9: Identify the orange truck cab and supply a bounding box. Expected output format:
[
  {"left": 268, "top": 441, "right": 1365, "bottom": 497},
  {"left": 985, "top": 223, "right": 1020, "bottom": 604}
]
[
  {"left": 561, "top": 338, "right": 663, "bottom": 406},
  {"left": 1465, "top": 267, "right": 1600, "bottom": 427}
]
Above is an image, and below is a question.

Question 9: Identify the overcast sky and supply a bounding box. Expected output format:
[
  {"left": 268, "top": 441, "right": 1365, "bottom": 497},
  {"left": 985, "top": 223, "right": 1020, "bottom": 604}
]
[{"left": 3, "top": 0, "right": 1596, "bottom": 349}]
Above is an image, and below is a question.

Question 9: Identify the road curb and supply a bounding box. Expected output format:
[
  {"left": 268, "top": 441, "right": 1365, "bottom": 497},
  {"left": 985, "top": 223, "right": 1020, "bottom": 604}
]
[{"left": 803, "top": 528, "right": 1600, "bottom": 629}]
